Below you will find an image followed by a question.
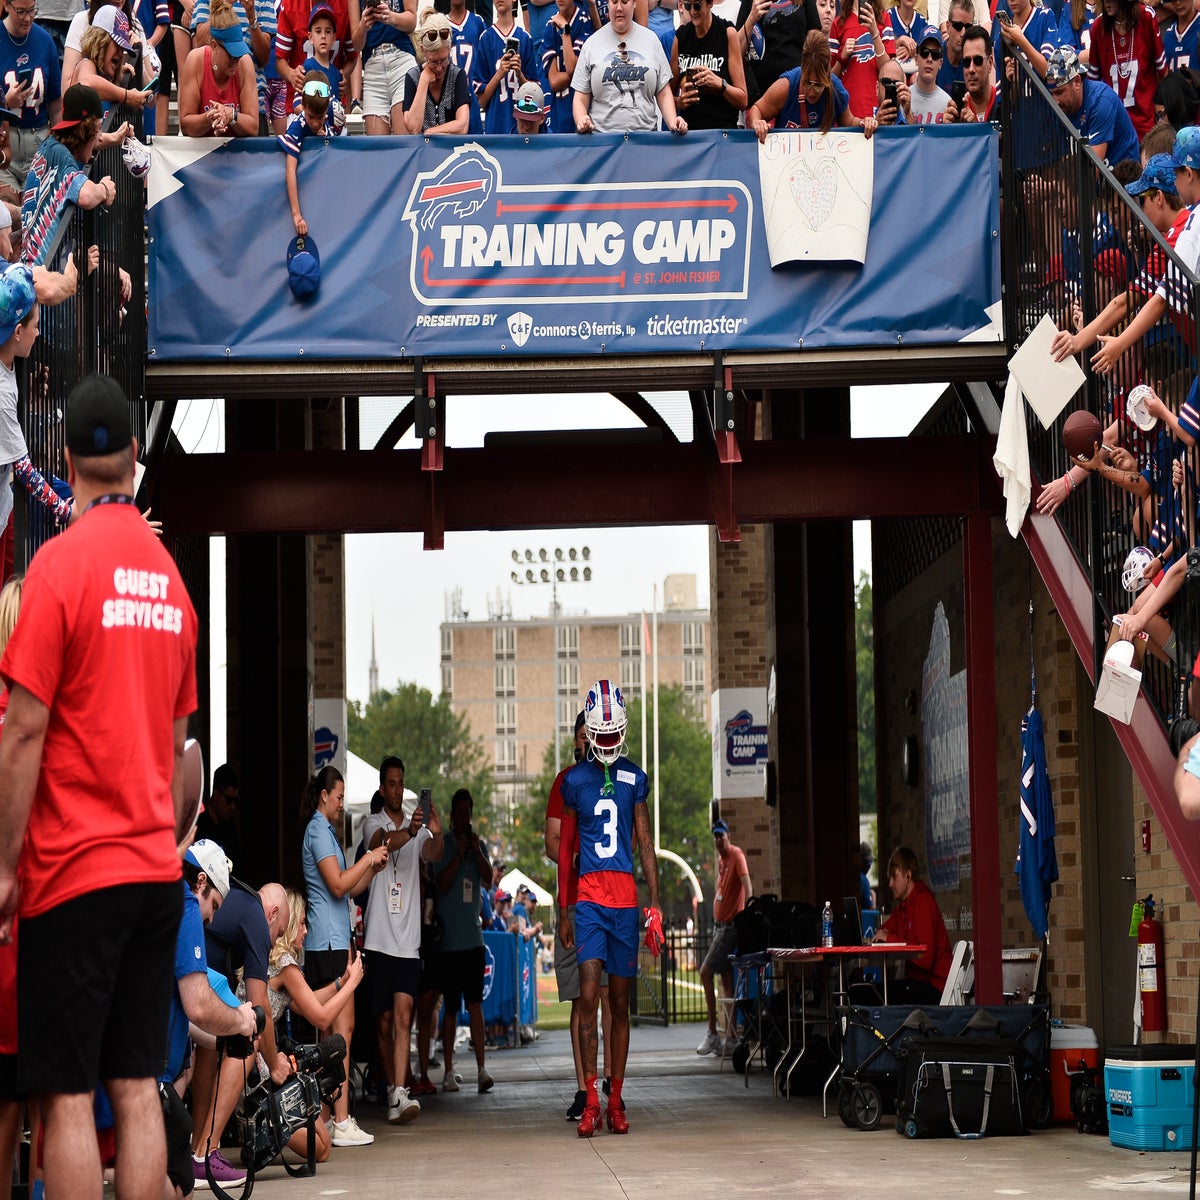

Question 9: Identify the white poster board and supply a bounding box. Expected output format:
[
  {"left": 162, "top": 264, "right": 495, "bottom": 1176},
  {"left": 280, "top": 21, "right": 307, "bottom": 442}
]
[
  {"left": 757, "top": 130, "right": 874, "bottom": 267},
  {"left": 712, "top": 687, "right": 769, "bottom": 799}
]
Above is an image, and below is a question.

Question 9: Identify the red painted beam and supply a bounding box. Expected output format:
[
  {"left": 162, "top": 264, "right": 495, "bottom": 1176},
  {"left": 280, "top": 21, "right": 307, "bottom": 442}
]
[
  {"left": 154, "top": 436, "right": 1002, "bottom": 536},
  {"left": 964, "top": 510, "right": 1003, "bottom": 1005}
]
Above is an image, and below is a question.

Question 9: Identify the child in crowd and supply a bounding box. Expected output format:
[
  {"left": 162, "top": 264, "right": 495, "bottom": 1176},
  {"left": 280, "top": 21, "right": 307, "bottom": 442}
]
[
  {"left": 0, "top": 265, "right": 72, "bottom": 584},
  {"left": 474, "top": 0, "right": 538, "bottom": 132},
  {"left": 830, "top": 0, "right": 893, "bottom": 120},
  {"left": 514, "top": 78, "right": 547, "bottom": 131},
  {"left": 446, "top": 0, "right": 487, "bottom": 131},
  {"left": 541, "top": 0, "right": 594, "bottom": 133},
  {"left": 279, "top": 70, "right": 339, "bottom": 238},
  {"left": 297, "top": 3, "right": 345, "bottom": 109}
]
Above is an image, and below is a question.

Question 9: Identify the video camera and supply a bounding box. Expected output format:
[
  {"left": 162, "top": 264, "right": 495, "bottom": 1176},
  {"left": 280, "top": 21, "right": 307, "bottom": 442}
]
[{"left": 237, "top": 1034, "right": 347, "bottom": 1171}]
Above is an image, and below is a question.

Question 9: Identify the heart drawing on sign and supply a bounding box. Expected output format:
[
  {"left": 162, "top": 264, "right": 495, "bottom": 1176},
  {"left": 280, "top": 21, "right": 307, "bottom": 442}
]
[{"left": 787, "top": 157, "right": 838, "bottom": 230}]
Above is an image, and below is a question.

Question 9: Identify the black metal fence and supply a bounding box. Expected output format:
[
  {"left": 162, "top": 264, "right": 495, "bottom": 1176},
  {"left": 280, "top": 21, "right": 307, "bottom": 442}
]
[
  {"left": 14, "top": 100, "right": 146, "bottom": 571},
  {"left": 632, "top": 913, "right": 713, "bottom": 1027},
  {"left": 1002, "top": 54, "right": 1200, "bottom": 725}
]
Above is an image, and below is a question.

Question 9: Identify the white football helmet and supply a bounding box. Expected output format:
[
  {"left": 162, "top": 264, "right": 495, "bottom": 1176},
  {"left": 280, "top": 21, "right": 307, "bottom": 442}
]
[
  {"left": 1122, "top": 545, "right": 1155, "bottom": 594},
  {"left": 584, "top": 679, "right": 627, "bottom": 765}
]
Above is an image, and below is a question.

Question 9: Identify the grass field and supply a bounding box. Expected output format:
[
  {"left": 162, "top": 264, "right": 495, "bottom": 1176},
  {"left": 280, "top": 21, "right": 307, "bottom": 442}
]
[{"left": 533, "top": 963, "right": 707, "bottom": 1031}]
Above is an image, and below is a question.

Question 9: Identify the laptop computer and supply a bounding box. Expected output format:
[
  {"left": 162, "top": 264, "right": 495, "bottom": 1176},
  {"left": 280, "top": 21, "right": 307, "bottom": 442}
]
[{"left": 833, "top": 895, "right": 863, "bottom": 946}]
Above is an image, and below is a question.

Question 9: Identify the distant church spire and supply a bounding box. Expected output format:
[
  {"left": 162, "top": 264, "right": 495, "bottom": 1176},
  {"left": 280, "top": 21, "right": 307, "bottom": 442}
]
[{"left": 369, "top": 611, "right": 379, "bottom": 700}]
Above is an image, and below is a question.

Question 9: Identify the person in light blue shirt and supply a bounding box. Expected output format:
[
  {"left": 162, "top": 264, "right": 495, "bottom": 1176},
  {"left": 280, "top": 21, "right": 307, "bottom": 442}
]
[{"left": 300, "top": 765, "right": 389, "bottom": 1145}]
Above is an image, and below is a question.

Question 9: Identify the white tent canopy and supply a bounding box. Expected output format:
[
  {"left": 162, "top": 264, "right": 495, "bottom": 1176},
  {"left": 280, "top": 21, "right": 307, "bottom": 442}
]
[{"left": 500, "top": 868, "right": 552, "bottom": 908}]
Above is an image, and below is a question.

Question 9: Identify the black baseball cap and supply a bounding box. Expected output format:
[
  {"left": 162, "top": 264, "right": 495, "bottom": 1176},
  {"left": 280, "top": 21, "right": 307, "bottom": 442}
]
[
  {"left": 65, "top": 374, "right": 133, "bottom": 457},
  {"left": 53, "top": 84, "right": 103, "bottom": 132}
]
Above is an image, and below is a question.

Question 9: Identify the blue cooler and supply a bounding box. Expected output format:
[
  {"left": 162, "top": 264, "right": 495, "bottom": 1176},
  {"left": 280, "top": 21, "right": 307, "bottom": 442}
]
[{"left": 1104, "top": 1044, "right": 1197, "bottom": 1151}]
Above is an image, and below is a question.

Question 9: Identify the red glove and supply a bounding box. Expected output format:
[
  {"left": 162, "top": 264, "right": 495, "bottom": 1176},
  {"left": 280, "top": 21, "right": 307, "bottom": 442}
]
[{"left": 643, "top": 906, "right": 664, "bottom": 956}]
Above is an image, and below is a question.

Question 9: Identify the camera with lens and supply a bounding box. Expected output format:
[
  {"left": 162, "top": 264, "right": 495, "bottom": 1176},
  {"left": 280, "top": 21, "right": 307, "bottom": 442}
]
[
  {"left": 218, "top": 1004, "right": 265, "bottom": 1060},
  {"left": 237, "top": 1034, "right": 347, "bottom": 1171}
]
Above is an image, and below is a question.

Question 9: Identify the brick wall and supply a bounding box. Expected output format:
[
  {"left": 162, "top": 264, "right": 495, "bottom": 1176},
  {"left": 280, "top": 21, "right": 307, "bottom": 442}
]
[
  {"left": 709, "top": 522, "right": 776, "bottom": 894},
  {"left": 310, "top": 401, "right": 344, "bottom": 700}
]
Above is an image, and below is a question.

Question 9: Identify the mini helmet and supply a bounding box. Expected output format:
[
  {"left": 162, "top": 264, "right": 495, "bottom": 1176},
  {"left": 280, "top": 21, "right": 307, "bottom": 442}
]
[
  {"left": 583, "top": 679, "right": 626, "bottom": 765},
  {"left": 1122, "top": 545, "right": 1155, "bottom": 594}
]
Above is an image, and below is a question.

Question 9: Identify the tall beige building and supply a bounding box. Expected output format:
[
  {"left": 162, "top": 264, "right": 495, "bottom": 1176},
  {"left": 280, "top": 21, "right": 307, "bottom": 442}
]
[{"left": 440, "top": 574, "right": 711, "bottom": 810}]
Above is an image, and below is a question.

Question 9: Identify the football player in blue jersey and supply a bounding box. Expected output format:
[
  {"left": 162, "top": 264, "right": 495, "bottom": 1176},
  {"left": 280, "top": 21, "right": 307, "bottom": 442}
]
[{"left": 557, "top": 679, "right": 661, "bottom": 1137}]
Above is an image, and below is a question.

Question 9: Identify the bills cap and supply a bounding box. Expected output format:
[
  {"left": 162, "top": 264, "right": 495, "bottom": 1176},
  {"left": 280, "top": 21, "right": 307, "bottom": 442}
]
[
  {"left": 0, "top": 264, "right": 34, "bottom": 344},
  {"left": 185, "top": 839, "right": 232, "bottom": 897},
  {"left": 92, "top": 5, "right": 134, "bottom": 50},
  {"left": 514, "top": 81, "right": 545, "bottom": 121},
  {"left": 1128, "top": 154, "right": 1178, "bottom": 196},
  {"left": 1172, "top": 125, "right": 1200, "bottom": 170},
  {"left": 52, "top": 83, "right": 103, "bottom": 132},
  {"left": 287, "top": 233, "right": 320, "bottom": 299}
]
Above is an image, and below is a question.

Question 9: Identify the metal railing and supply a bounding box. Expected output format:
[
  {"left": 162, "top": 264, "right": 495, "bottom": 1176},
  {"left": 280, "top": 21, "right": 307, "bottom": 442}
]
[
  {"left": 1002, "top": 53, "right": 1200, "bottom": 724},
  {"left": 632, "top": 914, "right": 713, "bottom": 1027},
  {"left": 15, "top": 100, "right": 146, "bottom": 571}
]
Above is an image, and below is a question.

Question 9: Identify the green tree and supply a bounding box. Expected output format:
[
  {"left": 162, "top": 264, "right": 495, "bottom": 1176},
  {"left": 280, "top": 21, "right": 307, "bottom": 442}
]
[
  {"left": 528, "top": 685, "right": 712, "bottom": 917},
  {"left": 855, "top": 570, "right": 876, "bottom": 814},
  {"left": 348, "top": 682, "right": 497, "bottom": 842}
]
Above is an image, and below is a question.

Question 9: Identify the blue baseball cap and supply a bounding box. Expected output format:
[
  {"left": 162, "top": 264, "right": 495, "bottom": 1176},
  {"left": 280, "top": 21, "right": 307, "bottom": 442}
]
[
  {"left": 918, "top": 28, "right": 944, "bottom": 50},
  {"left": 0, "top": 263, "right": 35, "bottom": 344},
  {"left": 1172, "top": 125, "right": 1200, "bottom": 170},
  {"left": 287, "top": 233, "right": 320, "bottom": 299},
  {"left": 712, "top": 820, "right": 729, "bottom": 836},
  {"left": 1128, "top": 154, "right": 1178, "bottom": 197}
]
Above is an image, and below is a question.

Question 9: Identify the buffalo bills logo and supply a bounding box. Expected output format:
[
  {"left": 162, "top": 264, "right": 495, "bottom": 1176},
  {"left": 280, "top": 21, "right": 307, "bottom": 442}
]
[
  {"left": 724, "top": 709, "right": 767, "bottom": 768},
  {"left": 314, "top": 726, "right": 339, "bottom": 769},
  {"left": 406, "top": 145, "right": 497, "bottom": 232},
  {"left": 482, "top": 942, "right": 496, "bottom": 1000}
]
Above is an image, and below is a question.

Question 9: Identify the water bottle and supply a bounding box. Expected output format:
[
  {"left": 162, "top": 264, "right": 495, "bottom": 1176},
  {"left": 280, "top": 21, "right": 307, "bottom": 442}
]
[{"left": 821, "top": 900, "right": 833, "bottom": 948}]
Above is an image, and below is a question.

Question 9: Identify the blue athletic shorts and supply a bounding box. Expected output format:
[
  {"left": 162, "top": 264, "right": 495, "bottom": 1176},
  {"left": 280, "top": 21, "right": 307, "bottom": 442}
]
[{"left": 575, "top": 902, "right": 639, "bottom": 978}]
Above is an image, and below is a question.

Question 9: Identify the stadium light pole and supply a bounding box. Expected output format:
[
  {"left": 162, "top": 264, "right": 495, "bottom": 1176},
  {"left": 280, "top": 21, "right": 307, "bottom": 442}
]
[{"left": 510, "top": 546, "right": 593, "bottom": 776}]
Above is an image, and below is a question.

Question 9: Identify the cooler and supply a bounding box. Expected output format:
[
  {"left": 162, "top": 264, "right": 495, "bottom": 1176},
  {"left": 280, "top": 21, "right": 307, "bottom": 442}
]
[
  {"left": 1104, "top": 1044, "right": 1197, "bottom": 1151},
  {"left": 1050, "top": 1026, "right": 1098, "bottom": 1123}
]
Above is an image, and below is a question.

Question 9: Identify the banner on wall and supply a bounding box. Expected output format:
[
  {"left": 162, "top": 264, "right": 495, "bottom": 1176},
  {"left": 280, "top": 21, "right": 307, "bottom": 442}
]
[
  {"left": 313, "top": 697, "right": 347, "bottom": 775},
  {"left": 712, "top": 687, "right": 769, "bottom": 800},
  {"left": 921, "top": 603, "right": 970, "bottom": 891},
  {"left": 147, "top": 126, "right": 999, "bottom": 361}
]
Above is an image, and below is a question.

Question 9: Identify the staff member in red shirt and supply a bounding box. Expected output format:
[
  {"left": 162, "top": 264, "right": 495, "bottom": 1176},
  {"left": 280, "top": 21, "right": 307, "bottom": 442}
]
[
  {"left": 0, "top": 373, "right": 198, "bottom": 1200},
  {"left": 872, "top": 845, "right": 953, "bottom": 1001},
  {"left": 697, "top": 819, "right": 752, "bottom": 1056}
]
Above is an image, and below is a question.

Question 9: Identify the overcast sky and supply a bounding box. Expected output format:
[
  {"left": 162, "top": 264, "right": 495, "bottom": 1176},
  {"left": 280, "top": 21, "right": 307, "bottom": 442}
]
[{"left": 175, "top": 382, "right": 941, "bottom": 768}]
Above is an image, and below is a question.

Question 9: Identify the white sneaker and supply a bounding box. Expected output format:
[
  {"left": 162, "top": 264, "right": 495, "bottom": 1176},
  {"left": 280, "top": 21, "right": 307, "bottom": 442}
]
[
  {"left": 443, "top": 1071, "right": 462, "bottom": 1093},
  {"left": 388, "top": 1086, "right": 421, "bottom": 1124},
  {"left": 696, "top": 1030, "right": 721, "bottom": 1055},
  {"left": 477, "top": 1068, "right": 494, "bottom": 1093},
  {"left": 331, "top": 1116, "right": 374, "bottom": 1147}
]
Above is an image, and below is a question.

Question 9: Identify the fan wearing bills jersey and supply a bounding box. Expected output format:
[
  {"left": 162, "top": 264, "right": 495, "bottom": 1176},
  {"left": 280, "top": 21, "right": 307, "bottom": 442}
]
[{"left": 557, "top": 678, "right": 661, "bottom": 1138}]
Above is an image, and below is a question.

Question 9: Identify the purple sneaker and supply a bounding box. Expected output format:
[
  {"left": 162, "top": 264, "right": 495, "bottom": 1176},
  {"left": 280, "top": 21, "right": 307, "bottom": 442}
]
[{"left": 193, "top": 1149, "right": 247, "bottom": 1190}]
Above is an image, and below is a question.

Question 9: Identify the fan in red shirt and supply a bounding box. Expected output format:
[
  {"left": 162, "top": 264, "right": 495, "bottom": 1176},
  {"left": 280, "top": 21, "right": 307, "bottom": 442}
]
[
  {"left": 0, "top": 374, "right": 198, "bottom": 1200},
  {"left": 871, "top": 845, "right": 953, "bottom": 1002},
  {"left": 1087, "top": 0, "right": 1166, "bottom": 141}
]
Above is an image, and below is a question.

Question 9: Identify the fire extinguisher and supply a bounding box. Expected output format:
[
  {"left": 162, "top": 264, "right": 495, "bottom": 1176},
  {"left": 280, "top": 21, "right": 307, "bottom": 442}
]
[{"left": 1138, "top": 895, "right": 1166, "bottom": 1034}]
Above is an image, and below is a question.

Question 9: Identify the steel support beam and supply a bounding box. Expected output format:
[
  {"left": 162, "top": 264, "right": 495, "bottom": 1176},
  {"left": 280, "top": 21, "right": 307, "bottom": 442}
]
[{"left": 154, "top": 436, "right": 1001, "bottom": 535}]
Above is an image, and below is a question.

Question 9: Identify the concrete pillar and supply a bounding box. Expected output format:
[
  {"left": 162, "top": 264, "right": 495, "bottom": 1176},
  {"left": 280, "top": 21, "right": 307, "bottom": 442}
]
[{"left": 764, "top": 388, "right": 858, "bottom": 905}]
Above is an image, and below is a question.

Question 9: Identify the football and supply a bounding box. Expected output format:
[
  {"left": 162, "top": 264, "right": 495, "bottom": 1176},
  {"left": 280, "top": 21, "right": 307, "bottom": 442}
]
[{"left": 1062, "top": 410, "right": 1102, "bottom": 463}]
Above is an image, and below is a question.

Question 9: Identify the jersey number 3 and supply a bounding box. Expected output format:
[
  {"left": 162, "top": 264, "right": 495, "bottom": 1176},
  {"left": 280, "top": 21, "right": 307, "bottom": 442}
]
[{"left": 593, "top": 796, "right": 618, "bottom": 859}]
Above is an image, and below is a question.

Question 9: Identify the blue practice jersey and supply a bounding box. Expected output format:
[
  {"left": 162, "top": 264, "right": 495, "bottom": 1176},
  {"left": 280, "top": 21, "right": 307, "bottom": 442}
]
[
  {"left": 561, "top": 755, "right": 647, "bottom": 906},
  {"left": 540, "top": 6, "right": 593, "bottom": 132},
  {"left": 473, "top": 23, "right": 538, "bottom": 132}
]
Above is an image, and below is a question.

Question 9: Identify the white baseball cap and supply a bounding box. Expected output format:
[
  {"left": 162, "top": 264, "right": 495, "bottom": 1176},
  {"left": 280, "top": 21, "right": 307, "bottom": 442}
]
[{"left": 186, "top": 838, "right": 232, "bottom": 897}]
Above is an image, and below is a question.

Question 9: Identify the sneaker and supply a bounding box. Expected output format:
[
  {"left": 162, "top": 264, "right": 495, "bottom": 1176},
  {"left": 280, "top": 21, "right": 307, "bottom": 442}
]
[
  {"left": 577, "top": 1101, "right": 602, "bottom": 1138},
  {"left": 350, "top": 98, "right": 362, "bottom": 114},
  {"left": 331, "top": 1116, "right": 374, "bottom": 1147},
  {"left": 193, "top": 1150, "right": 246, "bottom": 1190},
  {"left": 477, "top": 1068, "right": 494, "bottom": 1093},
  {"left": 388, "top": 1086, "right": 421, "bottom": 1124},
  {"left": 696, "top": 1030, "right": 721, "bottom": 1055},
  {"left": 410, "top": 1075, "right": 437, "bottom": 1097},
  {"left": 442, "top": 1071, "right": 461, "bottom": 1093},
  {"left": 566, "top": 1090, "right": 587, "bottom": 1121}
]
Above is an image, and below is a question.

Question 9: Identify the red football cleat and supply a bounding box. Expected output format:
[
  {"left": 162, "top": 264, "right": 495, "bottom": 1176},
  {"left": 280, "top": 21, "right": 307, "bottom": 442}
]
[
  {"left": 606, "top": 1104, "right": 629, "bottom": 1134},
  {"left": 577, "top": 1102, "right": 602, "bottom": 1137}
]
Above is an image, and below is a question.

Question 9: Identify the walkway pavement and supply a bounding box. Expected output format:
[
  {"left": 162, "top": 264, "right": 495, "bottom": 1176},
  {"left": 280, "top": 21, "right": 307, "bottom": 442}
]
[{"left": 243, "top": 1022, "right": 1198, "bottom": 1200}]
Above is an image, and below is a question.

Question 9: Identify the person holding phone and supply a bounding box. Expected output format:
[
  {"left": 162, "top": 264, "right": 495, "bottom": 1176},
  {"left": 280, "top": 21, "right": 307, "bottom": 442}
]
[
  {"left": 829, "top": 0, "right": 892, "bottom": 119},
  {"left": 875, "top": 58, "right": 909, "bottom": 123},
  {"left": 351, "top": 0, "right": 418, "bottom": 134},
  {"left": 954, "top": 23, "right": 999, "bottom": 121},
  {"left": 542, "top": 0, "right": 594, "bottom": 133},
  {"left": 672, "top": 0, "right": 747, "bottom": 128},
  {"left": 474, "top": 0, "right": 537, "bottom": 131},
  {"left": 300, "top": 764, "right": 388, "bottom": 1149},
  {"left": 0, "top": 0, "right": 61, "bottom": 193},
  {"left": 363, "top": 771, "right": 444, "bottom": 1125}
]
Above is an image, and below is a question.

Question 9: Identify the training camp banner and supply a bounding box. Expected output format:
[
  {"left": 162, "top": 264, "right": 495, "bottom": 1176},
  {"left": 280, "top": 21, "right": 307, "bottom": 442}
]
[{"left": 147, "top": 125, "right": 1000, "bottom": 361}]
